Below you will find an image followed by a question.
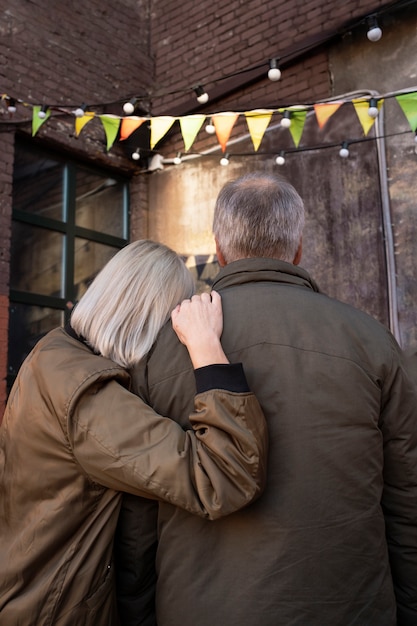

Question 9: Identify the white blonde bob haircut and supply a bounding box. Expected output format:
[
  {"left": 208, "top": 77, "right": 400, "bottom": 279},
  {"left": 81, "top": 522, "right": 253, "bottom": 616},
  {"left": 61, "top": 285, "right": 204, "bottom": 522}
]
[{"left": 71, "top": 239, "right": 194, "bottom": 368}]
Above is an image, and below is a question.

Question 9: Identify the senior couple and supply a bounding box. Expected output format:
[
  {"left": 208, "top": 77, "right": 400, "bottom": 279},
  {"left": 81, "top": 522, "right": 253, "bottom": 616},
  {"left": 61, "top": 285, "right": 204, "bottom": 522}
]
[{"left": 1, "top": 173, "right": 417, "bottom": 625}]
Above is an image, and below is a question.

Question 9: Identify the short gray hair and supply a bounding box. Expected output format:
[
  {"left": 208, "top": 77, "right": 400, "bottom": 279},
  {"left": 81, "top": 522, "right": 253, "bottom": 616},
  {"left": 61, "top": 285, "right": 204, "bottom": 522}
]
[
  {"left": 213, "top": 172, "right": 305, "bottom": 263},
  {"left": 71, "top": 240, "right": 194, "bottom": 368}
]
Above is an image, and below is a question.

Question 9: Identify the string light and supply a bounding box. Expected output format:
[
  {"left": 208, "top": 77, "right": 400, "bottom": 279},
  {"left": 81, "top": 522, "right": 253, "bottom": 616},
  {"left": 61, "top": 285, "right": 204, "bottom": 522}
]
[
  {"left": 131, "top": 148, "right": 141, "bottom": 160},
  {"left": 220, "top": 153, "right": 230, "bottom": 166},
  {"left": 339, "top": 141, "right": 350, "bottom": 158},
  {"left": 368, "top": 97, "right": 379, "bottom": 118},
  {"left": 73, "top": 103, "right": 87, "bottom": 118},
  {"left": 205, "top": 118, "right": 216, "bottom": 134},
  {"left": 38, "top": 104, "right": 49, "bottom": 119},
  {"left": 280, "top": 110, "right": 292, "bottom": 128},
  {"left": 275, "top": 151, "right": 286, "bottom": 165},
  {"left": 268, "top": 58, "right": 281, "bottom": 82},
  {"left": 7, "top": 98, "right": 17, "bottom": 114},
  {"left": 123, "top": 98, "right": 137, "bottom": 115},
  {"left": 194, "top": 85, "right": 209, "bottom": 104},
  {"left": 367, "top": 16, "right": 382, "bottom": 42}
]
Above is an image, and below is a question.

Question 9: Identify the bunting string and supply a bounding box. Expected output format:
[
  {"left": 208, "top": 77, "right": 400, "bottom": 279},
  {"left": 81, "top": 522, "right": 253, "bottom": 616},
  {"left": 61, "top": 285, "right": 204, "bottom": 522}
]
[{"left": 2, "top": 88, "right": 417, "bottom": 157}]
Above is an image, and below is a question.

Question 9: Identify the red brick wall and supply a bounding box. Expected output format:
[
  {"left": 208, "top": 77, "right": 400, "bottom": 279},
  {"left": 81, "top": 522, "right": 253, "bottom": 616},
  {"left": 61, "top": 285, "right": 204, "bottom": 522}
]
[
  {"left": 151, "top": 0, "right": 392, "bottom": 115},
  {"left": 0, "top": 0, "right": 154, "bottom": 418}
]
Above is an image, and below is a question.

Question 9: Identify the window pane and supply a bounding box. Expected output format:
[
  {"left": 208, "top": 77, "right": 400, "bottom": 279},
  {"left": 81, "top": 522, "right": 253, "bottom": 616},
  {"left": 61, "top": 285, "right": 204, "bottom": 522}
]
[
  {"left": 73, "top": 238, "right": 120, "bottom": 303},
  {"left": 10, "top": 223, "right": 64, "bottom": 297},
  {"left": 75, "top": 169, "right": 126, "bottom": 237},
  {"left": 8, "top": 304, "right": 63, "bottom": 377},
  {"left": 13, "top": 141, "right": 64, "bottom": 220}
]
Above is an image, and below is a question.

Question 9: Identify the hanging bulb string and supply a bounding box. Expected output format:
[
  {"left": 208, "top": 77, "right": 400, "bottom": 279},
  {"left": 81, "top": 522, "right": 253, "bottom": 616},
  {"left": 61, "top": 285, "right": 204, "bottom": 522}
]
[{"left": 0, "top": 2, "right": 411, "bottom": 119}]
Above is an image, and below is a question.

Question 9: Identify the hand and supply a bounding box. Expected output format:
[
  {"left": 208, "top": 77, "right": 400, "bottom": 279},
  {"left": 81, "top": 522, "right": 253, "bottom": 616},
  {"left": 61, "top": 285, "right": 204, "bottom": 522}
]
[{"left": 171, "top": 291, "right": 229, "bottom": 369}]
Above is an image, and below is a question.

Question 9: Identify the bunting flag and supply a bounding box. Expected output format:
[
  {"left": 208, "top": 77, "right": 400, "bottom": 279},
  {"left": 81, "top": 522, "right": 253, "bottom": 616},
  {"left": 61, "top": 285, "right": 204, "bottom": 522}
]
[
  {"left": 212, "top": 112, "right": 239, "bottom": 152},
  {"left": 5, "top": 87, "right": 417, "bottom": 158},
  {"left": 352, "top": 99, "right": 380, "bottom": 136},
  {"left": 150, "top": 116, "right": 176, "bottom": 149},
  {"left": 179, "top": 114, "right": 206, "bottom": 151},
  {"left": 288, "top": 110, "right": 308, "bottom": 147},
  {"left": 313, "top": 102, "right": 343, "bottom": 129},
  {"left": 99, "top": 114, "right": 121, "bottom": 150},
  {"left": 120, "top": 116, "right": 146, "bottom": 141},
  {"left": 395, "top": 92, "right": 417, "bottom": 131},
  {"left": 244, "top": 109, "right": 273, "bottom": 151},
  {"left": 32, "top": 105, "right": 51, "bottom": 136},
  {"left": 75, "top": 112, "right": 95, "bottom": 137}
]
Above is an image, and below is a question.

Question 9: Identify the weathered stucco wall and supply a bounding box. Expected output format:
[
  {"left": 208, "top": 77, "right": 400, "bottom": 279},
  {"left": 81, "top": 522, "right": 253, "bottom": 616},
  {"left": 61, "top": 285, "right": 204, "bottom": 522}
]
[{"left": 330, "top": 3, "right": 417, "bottom": 348}]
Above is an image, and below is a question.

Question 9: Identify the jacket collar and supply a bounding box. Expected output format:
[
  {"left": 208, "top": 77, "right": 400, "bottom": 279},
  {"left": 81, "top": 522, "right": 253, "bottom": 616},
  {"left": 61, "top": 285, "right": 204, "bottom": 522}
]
[{"left": 212, "top": 258, "right": 321, "bottom": 293}]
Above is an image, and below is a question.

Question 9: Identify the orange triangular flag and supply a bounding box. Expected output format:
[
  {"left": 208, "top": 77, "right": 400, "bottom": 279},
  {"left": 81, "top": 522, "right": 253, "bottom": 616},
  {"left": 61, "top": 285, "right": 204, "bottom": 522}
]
[
  {"left": 150, "top": 116, "right": 176, "bottom": 149},
  {"left": 245, "top": 110, "right": 273, "bottom": 151},
  {"left": 212, "top": 112, "right": 239, "bottom": 152},
  {"left": 352, "top": 99, "right": 379, "bottom": 136},
  {"left": 120, "top": 116, "right": 146, "bottom": 141},
  {"left": 75, "top": 112, "right": 95, "bottom": 137},
  {"left": 179, "top": 114, "right": 206, "bottom": 151},
  {"left": 313, "top": 102, "right": 343, "bottom": 129}
]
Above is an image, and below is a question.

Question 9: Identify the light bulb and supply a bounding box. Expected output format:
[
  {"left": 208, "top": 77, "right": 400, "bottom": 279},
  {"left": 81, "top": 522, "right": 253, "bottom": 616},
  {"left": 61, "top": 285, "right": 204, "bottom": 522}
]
[
  {"left": 268, "top": 59, "right": 281, "bottom": 82},
  {"left": 220, "top": 154, "right": 230, "bottom": 166},
  {"left": 73, "top": 104, "right": 87, "bottom": 118},
  {"left": 123, "top": 98, "right": 137, "bottom": 115},
  {"left": 339, "top": 142, "right": 350, "bottom": 158},
  {"left": 368, "top": 98, "right": 379, "bottom": 118},
  {"left": 275, "top": 153, "right": 285, "bottom": 166},
  {"left": 367, "top": 17, "right": 382, "bottom": 42},
  {"left": 195, "top": 85, "right": 209, "bottom": 104},
  {"left": 173, "top": 153, "right": 182, "bottom": 165},
  {"left": 38, "top": 105, "right": 48, "bottom": 119},
  {"left": 7, "top": 99, "right": 17, "bottom": 114},
  {"left": 132, "top": 149, "right": 141, "bottom": 161},
  {"left": 280, "top": 111, "right": 291, "bottom": 128},
  {"left": 205, "top": 120, "right": 216, "bottom": 134}
]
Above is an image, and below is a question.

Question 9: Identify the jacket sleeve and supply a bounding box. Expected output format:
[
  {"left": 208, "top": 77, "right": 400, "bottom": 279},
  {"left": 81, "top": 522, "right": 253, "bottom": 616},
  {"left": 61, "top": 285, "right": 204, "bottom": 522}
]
[
  {"left": 68, "top": 366, "right": 268, "bottom": 521},
  {"left": 380, "top": 340, "right": 417, "bottom": 625}
]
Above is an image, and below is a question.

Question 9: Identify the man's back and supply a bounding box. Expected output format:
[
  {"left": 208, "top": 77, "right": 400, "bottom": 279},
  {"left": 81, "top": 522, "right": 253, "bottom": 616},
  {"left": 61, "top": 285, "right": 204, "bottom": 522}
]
[{"left": 119, "top": 258, "right": 417, "bottom": 626}]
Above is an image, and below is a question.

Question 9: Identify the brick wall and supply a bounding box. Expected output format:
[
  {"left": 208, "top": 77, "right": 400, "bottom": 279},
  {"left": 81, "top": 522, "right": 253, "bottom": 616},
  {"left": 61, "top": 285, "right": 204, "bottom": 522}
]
[{"left": 0, "top": 0, "right": 154, "bottom": 418}]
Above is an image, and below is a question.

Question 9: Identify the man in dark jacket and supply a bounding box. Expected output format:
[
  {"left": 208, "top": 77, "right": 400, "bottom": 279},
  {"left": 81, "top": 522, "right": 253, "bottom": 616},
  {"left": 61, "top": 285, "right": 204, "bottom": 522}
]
[{"left": 115, "top": 173, "right": 417, "bottom": 626}]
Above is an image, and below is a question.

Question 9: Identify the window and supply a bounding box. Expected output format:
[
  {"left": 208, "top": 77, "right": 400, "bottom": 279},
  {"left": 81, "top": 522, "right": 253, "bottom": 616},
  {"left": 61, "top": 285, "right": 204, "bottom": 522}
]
[{"left": 8, "top": 137, "right": 129, "bottom": 388}]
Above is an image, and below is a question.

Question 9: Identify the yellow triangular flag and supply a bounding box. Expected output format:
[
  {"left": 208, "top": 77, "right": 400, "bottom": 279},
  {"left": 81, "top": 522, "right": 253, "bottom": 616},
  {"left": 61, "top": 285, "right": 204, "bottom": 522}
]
[
  {"left": 245, "top": 110, "right": 273, "bottom": 151},
  {"left": 313, "top": 102, "right": 343, "bottom": 129},
  {"left": 120, "top": 116, "right": 146, "bottom": 141},
  {"left": 75, "top": 112, "right": 95, "bottom": 137},
  {"left": 179, "top": 114, "right": 206, "bottom": 151},
  {"left": 99, "top": 114, "right": 121, "bottom": 150},
  {"left": 32, "top": 105, "right": 51, "bottom": 136},
  {"left": 352, "top": 99, "right": 379, "bottom": 136},
  {"left": 212, "top": 112, "right": 239, "bottom": 152},
  {"left": 150, "top": 116, "right": 176, "bottom": 149}
]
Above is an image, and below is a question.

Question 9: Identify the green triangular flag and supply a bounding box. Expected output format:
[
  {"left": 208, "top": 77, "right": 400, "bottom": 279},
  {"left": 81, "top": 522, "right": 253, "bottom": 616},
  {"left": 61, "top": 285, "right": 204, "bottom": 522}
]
[
  {"left": 99, "top": 114, "right": 121, "bottom": 150},
  {"left": 32, "top": 105, "right": 51, "bottom": 136},
  {"left": 288, "top": 110, "right": 307, "bottom": 147},
  {"left": 396, "top": 92, "right": 417, "bottom": 132}
]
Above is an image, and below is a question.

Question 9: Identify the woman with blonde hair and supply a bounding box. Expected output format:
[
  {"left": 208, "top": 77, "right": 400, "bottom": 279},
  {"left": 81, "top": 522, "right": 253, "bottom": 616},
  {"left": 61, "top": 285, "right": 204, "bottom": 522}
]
[{"left": 0, "top": 239, "right": 267, "bottom": 626}]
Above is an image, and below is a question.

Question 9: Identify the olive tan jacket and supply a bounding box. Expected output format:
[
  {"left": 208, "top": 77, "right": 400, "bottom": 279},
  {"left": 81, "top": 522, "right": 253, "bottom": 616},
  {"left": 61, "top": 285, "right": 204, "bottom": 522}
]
[
  {"left": 117, "top": 258, "right": 417, "bottom": 626},
  {"left": 0, "top": 326, "right": 267, "bottom": 625}
]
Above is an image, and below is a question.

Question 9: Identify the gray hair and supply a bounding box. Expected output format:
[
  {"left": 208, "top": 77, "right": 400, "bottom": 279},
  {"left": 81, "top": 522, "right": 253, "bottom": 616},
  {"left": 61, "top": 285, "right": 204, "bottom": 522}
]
[
  {"left": 71, "top": 240, "right": 194, "bottom": 368},
  {"left": 213, "top": 172, "right": 305, "bottom": 263}
]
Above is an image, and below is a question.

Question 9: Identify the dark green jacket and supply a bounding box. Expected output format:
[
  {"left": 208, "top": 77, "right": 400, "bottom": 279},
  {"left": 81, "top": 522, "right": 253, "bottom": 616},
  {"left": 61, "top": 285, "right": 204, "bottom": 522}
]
[{"left": 117, "top": 258, "right": 417, "bottom": 626}]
